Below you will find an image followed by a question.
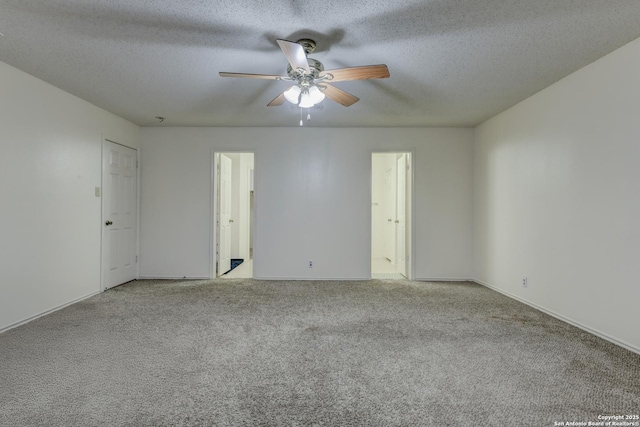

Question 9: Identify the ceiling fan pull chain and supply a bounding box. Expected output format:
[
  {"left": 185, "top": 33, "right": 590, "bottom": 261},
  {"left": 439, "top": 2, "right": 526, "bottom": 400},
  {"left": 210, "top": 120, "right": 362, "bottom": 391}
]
[
  {"left": 307, "top": 109, "right": 311, "bottom": 121},
  {"left": 299, "top": 107, "right": 303, "bottom": 126}
]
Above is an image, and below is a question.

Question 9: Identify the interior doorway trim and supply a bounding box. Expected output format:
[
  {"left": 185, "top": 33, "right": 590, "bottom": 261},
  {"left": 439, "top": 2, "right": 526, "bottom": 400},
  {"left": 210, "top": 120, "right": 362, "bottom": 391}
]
[
  {"left": 210, "top": 149, "right": 256, "bottom": 279},
  {"left": 370, "top": 150, "right": 415, "bottom": 280}
]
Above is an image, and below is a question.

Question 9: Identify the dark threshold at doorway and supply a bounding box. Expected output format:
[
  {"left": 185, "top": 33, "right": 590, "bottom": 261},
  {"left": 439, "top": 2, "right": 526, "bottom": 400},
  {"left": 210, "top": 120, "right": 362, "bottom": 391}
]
[{"left": 223, "top": 259, "right": 244, "bottom": 275}]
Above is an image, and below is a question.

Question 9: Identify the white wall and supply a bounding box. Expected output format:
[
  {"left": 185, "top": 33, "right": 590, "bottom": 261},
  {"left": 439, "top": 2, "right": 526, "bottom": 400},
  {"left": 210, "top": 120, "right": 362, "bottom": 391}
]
[
  {"left": 0, "top": 61, "right": 140, "bottom": 331},
  {"left": 140, "top": 127, "right": 473, "bottom": 280},
  {"left": 473, "top": 38, "right": 640, "bottom": 352}
]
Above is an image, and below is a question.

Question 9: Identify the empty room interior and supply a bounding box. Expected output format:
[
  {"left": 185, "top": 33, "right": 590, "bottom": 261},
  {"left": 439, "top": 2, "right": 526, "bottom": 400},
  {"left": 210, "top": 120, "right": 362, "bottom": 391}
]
[{"left": 1, "top": 1, "right": 639, "bottom": 425}]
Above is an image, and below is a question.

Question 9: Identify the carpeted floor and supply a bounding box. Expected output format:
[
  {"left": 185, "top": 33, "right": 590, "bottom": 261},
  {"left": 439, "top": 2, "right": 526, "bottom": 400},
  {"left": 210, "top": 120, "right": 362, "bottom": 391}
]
[{"left": 1, "top": 279, "right": 638, "bottom": 426}]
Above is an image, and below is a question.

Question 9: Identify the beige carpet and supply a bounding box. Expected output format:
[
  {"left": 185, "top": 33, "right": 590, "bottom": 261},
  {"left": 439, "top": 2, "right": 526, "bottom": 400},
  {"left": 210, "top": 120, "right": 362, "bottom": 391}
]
[{"left": 1, "top": 279, "right": 638, "bottom": 426}]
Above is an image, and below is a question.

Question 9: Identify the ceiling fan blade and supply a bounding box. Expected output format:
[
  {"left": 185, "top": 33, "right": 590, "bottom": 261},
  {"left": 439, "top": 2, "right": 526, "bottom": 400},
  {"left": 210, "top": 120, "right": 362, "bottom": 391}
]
[
  {"left": 219, "top": 72, "right": 286, "bottom": 80},
  {"left": 276, "top": 39, "right": 311, "bottom": 74},
  {"left": 321, "top": 84, "right": 359, "bottom": 107},
  {"left": 267, "top": 93, "right": 286, "bottom": 106},
  {"left": 320, "top": 64, "right": 390, "bottom": 82}
]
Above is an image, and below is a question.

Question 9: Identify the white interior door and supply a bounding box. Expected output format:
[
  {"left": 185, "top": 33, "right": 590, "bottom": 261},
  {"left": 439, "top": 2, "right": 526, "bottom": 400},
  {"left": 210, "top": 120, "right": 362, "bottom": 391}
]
[
  {"left": 396, "top": 154, "right": 407, "bottom": 277},
  {"left": 218, "top": 154, "right": 232, "bottom": 275},
  {"left": 102, "top": 140, "right": 137, "bottom": 289},
  {"left": 384, "top": 166, "right": 396, "bottom": 263}
]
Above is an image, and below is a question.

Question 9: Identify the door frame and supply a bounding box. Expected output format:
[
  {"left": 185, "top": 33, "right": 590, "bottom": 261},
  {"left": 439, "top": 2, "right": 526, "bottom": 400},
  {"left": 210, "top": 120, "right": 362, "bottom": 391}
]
[
  {"left": 370, "top": 150, "right": 415, "bottom": 280},
  {"left": 101, "top": 137, "right": 140, "bottom": 291},
  {"left": 383, "top": 165, "right": 396, "bottom": 264},
  {"left": 218, "top": 154, "right": 233, "bottom": 275},
  {"left": 210, "top": 149, "right": 256, "bottom": 279},
  {"left": 396, "top": 153, "right": 407, "bottom": 276}
]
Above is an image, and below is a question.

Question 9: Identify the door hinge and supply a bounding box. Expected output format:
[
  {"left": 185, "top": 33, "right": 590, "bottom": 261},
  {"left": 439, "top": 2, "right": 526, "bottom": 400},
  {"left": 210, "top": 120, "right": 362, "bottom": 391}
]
[{"left": 135, "top": 255, "right": 138, "bottom": 262}]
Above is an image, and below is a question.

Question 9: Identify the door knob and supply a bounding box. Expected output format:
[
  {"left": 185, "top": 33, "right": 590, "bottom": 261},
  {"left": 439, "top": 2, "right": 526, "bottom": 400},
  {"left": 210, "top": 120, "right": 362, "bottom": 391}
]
[
  {"left": 387, "top": 219, "right": 392, "bottom": 222},
  {"left": 229, "top": 219, "right": 234, "bottom": 223},
  {"left": 105, "top": 220, "right": 113, "bottom": 226},
  {"left": 395, "top": 220, "right": 400, "bottom": 224}
]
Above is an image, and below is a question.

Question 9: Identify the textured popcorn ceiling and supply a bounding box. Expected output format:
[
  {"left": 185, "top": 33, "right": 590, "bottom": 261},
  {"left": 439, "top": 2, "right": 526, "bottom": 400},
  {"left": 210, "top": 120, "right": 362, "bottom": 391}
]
[{"left": 1, "top": 0, "right": 640, "bottom": 127}]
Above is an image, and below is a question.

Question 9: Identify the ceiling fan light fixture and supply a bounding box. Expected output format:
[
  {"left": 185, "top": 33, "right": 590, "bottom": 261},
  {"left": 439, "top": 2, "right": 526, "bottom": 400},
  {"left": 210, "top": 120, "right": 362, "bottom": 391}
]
[
  {"left": 284, "top": 85, "right": 301, "bottom": 104},
  {"left": 298, "top": 90, "right": 315, "bottom": 108},
  {"left": 308, "top": 85, "right": 325, "bottom": 104}
]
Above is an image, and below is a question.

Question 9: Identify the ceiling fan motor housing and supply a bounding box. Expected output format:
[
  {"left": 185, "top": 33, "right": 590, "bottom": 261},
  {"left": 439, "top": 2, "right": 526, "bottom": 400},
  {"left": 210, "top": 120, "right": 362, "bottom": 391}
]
[{"left": 287, "top": 58, "right": 324, "bottom": 82}]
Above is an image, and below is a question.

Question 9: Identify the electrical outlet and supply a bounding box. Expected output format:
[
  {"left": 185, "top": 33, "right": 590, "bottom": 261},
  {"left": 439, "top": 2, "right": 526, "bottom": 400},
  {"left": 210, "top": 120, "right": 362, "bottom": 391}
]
[
  {"left": 522, "top": 277, "right": 528, "bottom": 288},
  {"left": 309, "top": 261, "right": 313, "bottom": 268}
]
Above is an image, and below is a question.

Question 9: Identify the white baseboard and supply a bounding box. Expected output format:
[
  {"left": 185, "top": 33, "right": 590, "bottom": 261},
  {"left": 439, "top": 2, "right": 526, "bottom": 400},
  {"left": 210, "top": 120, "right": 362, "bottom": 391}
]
[
  {"left": 0, "top": 290, "right": 101, "bottom": 334},
  {"left": 473, "top": 278, "right": 640, "bottom": 356},
  {"left": 253, "top": 276, "right": 370, "bottom": 281},
  {"left": 414, "top": 277, "right": 473, "bottom": 282},
  {"left": 137, "top": 276, "right": 210, "bottom": 280}
]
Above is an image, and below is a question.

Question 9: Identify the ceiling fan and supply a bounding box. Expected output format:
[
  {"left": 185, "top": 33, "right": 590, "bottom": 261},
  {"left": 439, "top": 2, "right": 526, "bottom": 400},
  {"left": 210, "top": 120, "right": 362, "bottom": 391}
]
[{"left": 219, "top": 38, "right": 390, "bottom": 109}]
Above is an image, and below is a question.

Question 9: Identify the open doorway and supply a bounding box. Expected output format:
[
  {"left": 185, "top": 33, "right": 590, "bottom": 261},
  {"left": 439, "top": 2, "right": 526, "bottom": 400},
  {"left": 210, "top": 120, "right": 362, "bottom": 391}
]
[
  {"left": 214, "top": 152, "right": 254, "bottom": 279},
  {"left": 371, "top": 152, "right": 412, "bottom": 279}
]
